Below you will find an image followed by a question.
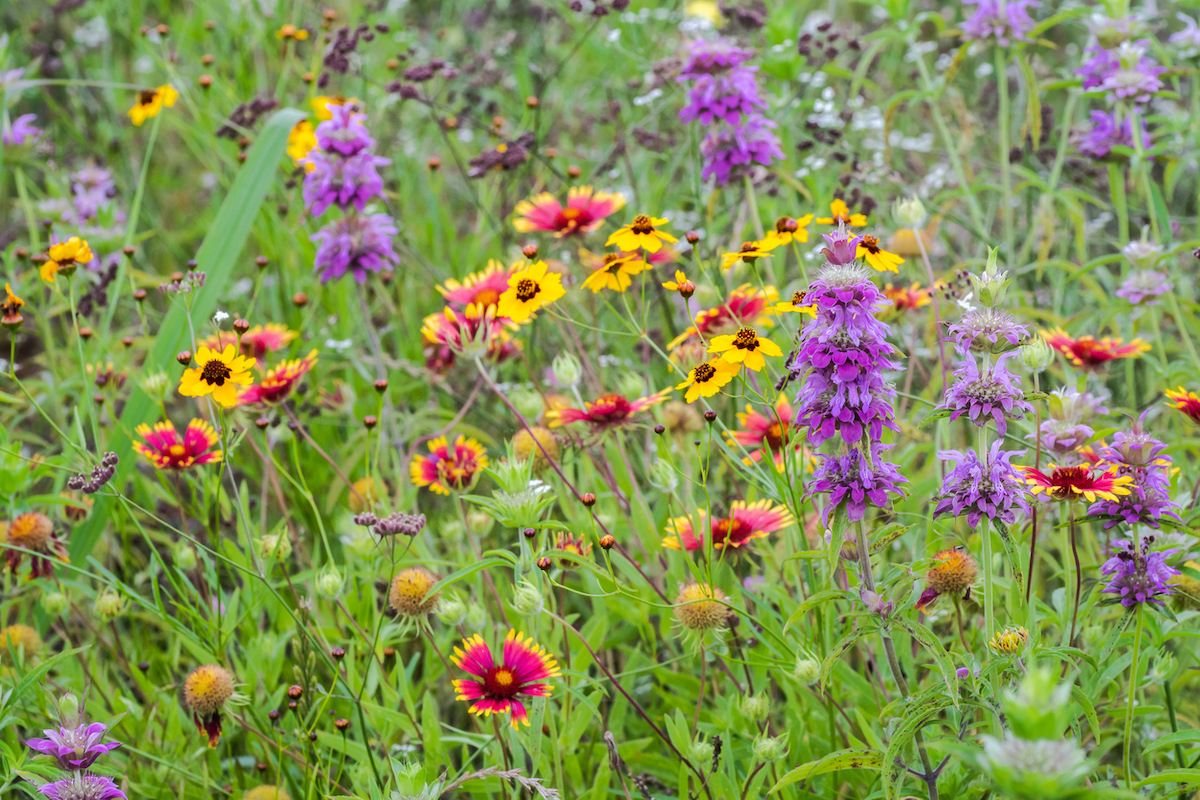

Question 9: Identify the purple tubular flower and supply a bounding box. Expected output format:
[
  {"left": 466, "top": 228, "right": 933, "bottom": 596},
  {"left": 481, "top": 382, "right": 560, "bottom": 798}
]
[
  {"left": 699, "top": 115, "right": 784, "bottom": 185},
  {"left": 1078, "top": 41, "right": 1164, "bottom": 103},
  {"left": 792, "top": 252, "right": 899, "bottom": 446},
  {"left": 26, "top": 722, "right": 122, "bottom": 771},
  {"left": 314, "top": 104, "right": 376, "bottom": 157},
  {"left": 1034, "top": 418, "right": 1094, "bottom": 455},
  {"left": 1100, "top": 537, "right": 1179, "bottom": 607},
  {"left": 679, "top": 65, "right": 765, "bottom": 126},
  {"left": 302, "top": 149, "right": 389, "bottom": 217},
  {"left": 934, "top": 442, "right": 1029, "bottom": 529},
  {"left": 678, "top": 38, "right": 755, "bottom": 77},
  {"left": 39, "top": 773, "right": 127, "bottom": 800},
  {"left": 311, "top": 212, "right": 399, "bottom": 284},
  {"left": 820, "top": 228, "right": 864, "bottom": 267},
  {"left": 810, "top": 445, "right": 907, "bottom": 525},
  {"left": 948, "top": 308, "right": 1029, "bottom": 354},
  {"left": 941, "top": 351, "right": 1032, "bottom": 436},
  {"left": 1078, "top": 110, "right": 1151, "bottom": 159},
  {"left": 1116, "top": 270, "right": 1173, "bottom": 306},
  {"left": 961, "top": 0, "right": 1040, "bottom": 47},
  {"left": 2, "top": 113, "right": 40, "bottom": 146},
  {"left": 70, "top": 165, "right": 118, "bottom": 224},
  {"left": 1087, "top": 414, "right": 1181, "bottom": 528}
]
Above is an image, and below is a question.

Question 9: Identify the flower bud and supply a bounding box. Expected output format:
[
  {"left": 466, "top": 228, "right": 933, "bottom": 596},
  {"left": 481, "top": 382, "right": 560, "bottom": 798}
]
[
  {"left": 93, "top": 589, "right": 126, "bottom": 621},
  {"left": 892, "top": 195, "right": 927, "bottom": 229},
  {"left": 258, "top": 533, "right": 293, "bottom": 560},
  {"left": 740, "top": 693, "right": 769, "bottom": 721},
  {"left": 753, "top": 735, "right": 789, "bottom": 762},
  {"left": 510, "top": 581, "right": 544, "bottom": 617},
  {"left": 689, "top": 740, "right": 714, "bottom": 763},
  {"left": 511, "top": 387, "right": 545, "bottom": 422},
  {"left": 648, "top": 458, "right": 679, "bottom": 493},
  {"left": 793, "top": 657, "right": 820, "bottom": 684},
  {"left": 1020, "top": 336, "right": 1054, "bottom": 373},
  {"left": 552, "top": 352, "right": 582, "bottom": 388},
  {"left": 42, "top": 591, "right": 69, "bottom": 615},
  {"left": 436, "top": 596, "right": 468, "bottom": 626},
  {"left": 1151, "top": 652, "right": 1177, "bottom": 681},
  {"left": 464, "top": 603, "right": 488, "bottom": 630},
  {"left": 466, "top": 509, "right": 494, "bottom": 537},
  {"left": 316, "top": 567, "right": 343, "bottom": 598},
  {"left": 616, "top": 371, "right": 646, "bottom": 401},
  {"left": 172, "top": 540, "right": 198, "bottom": 570},
  {"left": 968, "top": 247, "right": 1012, "bottom": 308}
]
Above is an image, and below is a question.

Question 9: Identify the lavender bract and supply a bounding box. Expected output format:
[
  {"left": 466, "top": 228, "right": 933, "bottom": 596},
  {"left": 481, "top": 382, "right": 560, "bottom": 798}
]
[
  {"left": 38, "top": 774, "right": 127, "bottom": 800},
  {"left": 934, "top": 442, "right": 1030, "bottom": 529},
  {"left": 1100, "top": 537, "right": 1179, "bottom": 607},
  {"left": 311, "top": 212, "right": 399, "bottom": 283},
  {"left": 949, "top": 308, "right": 1029, "bottom": 354},
  {"left": 2, "top": 113, "right": 40, "bottom": 146},
  {"left": 941, "top": 351, "right": 1032, "bottom": 436},
  {"left": 961, "top": 0, "right": 1040, "bottom": 47}
]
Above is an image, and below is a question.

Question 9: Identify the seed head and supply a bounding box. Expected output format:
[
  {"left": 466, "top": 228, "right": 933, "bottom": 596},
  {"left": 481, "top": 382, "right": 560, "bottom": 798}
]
[
  {"left": 388, "top": 567, "right": 439, "bottom": 616},
  {"left": 673, "top": 582, "right": 729, "bottom": 631},
  {"left": 184, "top": 664, "right": 235, "bottom": 714}
]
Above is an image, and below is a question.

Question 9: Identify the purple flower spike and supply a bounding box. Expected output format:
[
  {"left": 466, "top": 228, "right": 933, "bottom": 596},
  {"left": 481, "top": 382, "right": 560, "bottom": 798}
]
[
  {"left": 27, "top": 722, "right": 122, "bottom": 771},
  {"left": 311, "top": 212, "right": 399, "bottom": 284},
  {"left": 1078, "top": 110, "right": 1151, "bottom": 159},
  {"left": 1116, "top": 270, "right": 1172, "bottom": 306},
  {"left": 940, "top": 351, "right": 1033, "bottom": 436},
  {"left": 1100, "top": 537, "right": 1179, "bottom": 607},
  {"left": 38, "top": 773, "right": 126, "bottom": 800},
  {"left": 934, "top": 442, "right": 1029, "bottom": 529},
  {"left": 810, "top": 445, "right": 907, "bottom": 525},
  {"left": 948, "top": 308, "right": 1029, "bottom": 354},
  {"left": 699, "top": 115, "right": 784, "bottom": 185},
  {"left": 961, "top": 0, "right": 1040, "bottom": 47},
  {"left": 1087, "top": 412, "right": 1181, "bottom": 528}
]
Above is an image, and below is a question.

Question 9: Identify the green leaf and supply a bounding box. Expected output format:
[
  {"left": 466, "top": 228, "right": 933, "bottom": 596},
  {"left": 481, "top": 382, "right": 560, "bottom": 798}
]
[
  {"left": 896, "top": 618, "right": 959, "bottom": 707},
  {"left": 882, "top": 695, "right": 952, "bottom": 800},
  {"left": 994, "top": 520, "right": 1026, "bottom": 601},
  {"left": 783, "top": 589, "right": 846, "bottom": 634},
  {"left": 1143, "top": 730, "right": 1200, "bottom": 757},
  {"left": 919, "top": 407, "right": 953, "bottom": 426},
  {"left": 870, "top": 523, "right": 913, "bottom": 554},
  {"left": 1136, "top": 769, "right": 1200, "bottom": 789},
  {"left": 827, "top": 503, "right": 849, "bottom": 576},
  {"left": 70, "top": 107, "right": 306, "bottom": 561},
  {"left": 1096, "top": 609, "right": 1136, "bottom": 664},
  {"left": 769, "top": 747, "right": 881, "bottom": 793},
  {"left": 821, "top": 628, "right": 867, "bottom": 688}
]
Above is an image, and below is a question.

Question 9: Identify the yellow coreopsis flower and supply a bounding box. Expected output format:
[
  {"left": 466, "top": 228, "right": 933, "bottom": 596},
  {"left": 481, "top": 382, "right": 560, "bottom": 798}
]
[
  {"left": 581, "top": 253, "right": 647, "bottom": 294},
  {"left": 128, "top": 85, "right": 179, "bottom": 126},
  {"left": 606, "top": 214, "right": 677, "bottom": 254},
  {"left": 676, "top": 358, "right": 740, "bottom": 403},
  {"left": 815, "top": 199, "right": 867, "bottom": 227},
  {"left": 312, "top": 95, "right": 359, "bottom": 120},
  {"left": 856, "top": 235, "right": 905, "bottom": 273},
  {"left": 772, "top": 290, "right": 816, "bottom": 317},
  {"left": 276, "top": 24, "right": 309, "bottom": 40},
  {"left": 707, "top": 325, "right": 782, "bottom": 371},
  {"left": 497, "top": 260, "right": 565, "bottom": 322},
  {"left": 41, "top": 237, "right": 94, "bottom": 283},
  {"left": 719, "top": 240, "right": 773, "bottom": 270},
  {"left": 759, "top": 214, "right": 813, "bottom": 250},
  {"left": 178, "top": 345, "right": 256, "bottom": 408},
  {"left": 286, "top": 120, "right": 317, "bottom": 166},
  {"left": 662, "top": 270, "right": 695, "bottom": 298}
]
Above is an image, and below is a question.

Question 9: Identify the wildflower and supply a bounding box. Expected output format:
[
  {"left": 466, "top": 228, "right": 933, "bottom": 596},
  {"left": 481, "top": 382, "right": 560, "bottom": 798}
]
[
  {"left": 286, "top": 120, "right": 317, "bottom": 165},
  {"left": 183, "top": 664, "right": 235, "bottom": 747},
  {"left": 940, "top": 351, "right": 1033, "bottom": 436},
  {"left": 661, "top": 500, "right": 793, "bottom": 551},
  {"left": 511, "top": 426, "right": 559, "bottom": 473},
  {"left": 127, "top": 85, "right": 178, "bottom": 126},
  {"left": 437, "top": 260, "right": 520, "bottom": 311},
  {"left": 245, "top": 788, "right": 289, "bottom": 800},
  {"left": 815, "top": 199, "right": 867, "bottom": 227},
  {"left": 451, "top": 630, "right": 560, "bottom": 728},
  {"left": 1079, "top": 41, "right": 1165, "bottom": 103},
  {"left": 312, "top": 95, "right": 358, "bottom": 120},
  {"left": 856, "top": 235, "right": 903, "bottom": 273},
  {"left": 989, "top": 626, "right": 1029, "bottom": 655},
  {"left": 673, "top": 582, "right": 731, "bottom": 631},
  {"left": 36, "top": 774, "right": 126, "bottom": 800},
  {"left": 178, "top": 345, "right": 256, "bottom": 408},
  {"left": 1020, "top": 463, "right": 1133, "bottom": 503},
  {"left": 388, "top": 567, "right": 440, "bottom": 617},
  {"left": 581, "top": 252, "right": 648, "bottom": 293},
  {"left": 773, "top": 290, "right": 816, "bottom": 317},
  {"left": 200, "top": 323, "right": 296, "bottom": 359},
  {"left": 1078, "top": 110, "right": 1150, "bottom": 159},
  {"left": 373, "top": 512, "right": 427, "bottom": 538},
  {"left": 2, "top": 283, "right": 24, "bottom": 327},
  {"left": 699, "top": 115, "right": 784, "bottom": 184},
  {"left": 676, "top": 358, "right": 741, "bottom": 403},
  {"left": 1101, "top": 538, "right": 1180, "bottom": 607},
  {"left": 1040, "top": 328, "right": 1150, "bottom": 370},
  {"left": 707, "top": 325, "right": 781, "bottom": 371},
  {"left": 1166, "top": 387, "right": 1200, "bottom": 425},
  {"left": 496, "top": 260, "right": 566, "bottom": 323},
  {"left": 133, "top": 419, "right": 222, "bottom": 469},
  {"left": 41, "top": 237, "right": 94, "bottom": 283},
  {"left": 915, "top": 547, "right": 978, "bottom": 611},
  {"left": 669, "top": 284, "right": 778, "bottom": 351},
  {"left": 421, "top": 304, "right": 514, "bottom": 360},
  {"left": 935, "top": 443, "right": 1029, "bottom": 529},
  {"left": 727, "top": 396, "right": 808, "bottom": 470},
  {"left": 5, "top": 512, "right": 68, "bottom": 580},
  {"left": 662, "top": 270, "right": 696, "bottom": 298},
  {"left": 760, "top": 215, "right": 813, "bottom": 250},
  {"left": 606, "top": 214, "right": 677, "bottom": 254},
  {"left": 719, "top": 241, "right": 773, "bottom": 270},
  {"left": 949, "top": 308, "right": 1028, "bottom": 354},
  {"left": 276, "top": 23, "right": 308, "bottom": 40},
  {"left": 513, "top": 186, "right": 626, "bottom": 237},
  {"left": 1116, "top": 270, "right": 1172, "bottom": 306},
  {"left": 553, "top": 531, "right": 592, "bottom": 564},
  {"left": 0, "top": 624, "right": 42, "bottom": 662},
  {"left": 410, "top": 435, "right": 488, "bottom": 495},
  {"left": 547, "top": 389, "right": 669, "bottom": 432},
  {"left": 882, "top": 283, "right": 930, "bottom": 314},
  {"left": 302, "top": 105, "right": 389, "bottom": 216},
  {"left": 2, "top": 113, "right": 41, "bottom": 146},
  {"left": 809, "top": 445, "right": 907, "bottom": 524},
  {"left": 1087, "top": 415, "right": 1180, "bottom": 529},
  {"left": 676, "top": 38, "right": 765, "bottom": 126},
  {"left": 93, "top": 590, "right": 126, "bottom": 621},
  {"left": 960, "top": 0, "right": 1040, "bottom": 47},
  {"left": 236, "top": 350, "right": 318, "bottom": 406}
]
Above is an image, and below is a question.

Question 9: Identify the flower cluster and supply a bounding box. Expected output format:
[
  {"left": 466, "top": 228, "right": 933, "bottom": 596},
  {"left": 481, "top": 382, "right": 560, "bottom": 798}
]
[
  {"left": 1100, "top": 536, "right": 1180, "bottom": 607},
  {"left": 960, "top": 0, "right": 1040, "bottom": 47},
  {"left": 26, "top": 698, "right": 126, "bottom": 799},
  {"left": 934, "top": 443, "right": 1029, "bottom": 529},
  {"left": 1076, "top": 37, "right": 1161, "bottom": 160},
  {"left": 676, "top": 38, "right": 782, "bottom": 185},
  {"left": 1087, "top": 414, "right": 1181, "bottom": 529}
]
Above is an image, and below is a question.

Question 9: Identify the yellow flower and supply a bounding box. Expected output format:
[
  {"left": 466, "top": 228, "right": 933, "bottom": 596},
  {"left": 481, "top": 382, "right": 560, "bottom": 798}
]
[
  {"left": 41, "top": 237, "right": 94, "bottom": 283},
  {"left": 662, "top": 270, "right": 695, "bottom": 298},
  {"left": 707, "top": 325, "right": 782, "bottom": 371},
  {"left": 276, "top": 24, "right": 309, "bottom": 40},
  {"left": 759, "top": 214, "right": 814, "bottom": 250},
  {"left": 856, "top": 235, "right": 904, "bottom": 273},
  {"left": 581, "top": 253, "right": 647, "bottom": 294},
  {"left": 772, "top": 290, "right": 816, "bottom": 317},
  {"left": 128, "top": 85, "right": 179, "bottom": 126},
  {"left": 684, "top": 0, "right": 724, "bottom": 26},
  {"left": 2, "top": 283, "right": 25, "bottom": 327},
  {"left": 606, "top": 214, "right": 677, "bottom": 254},
  {"left": 676, "top": 358, "right": 740, "bottom": 403},
  {"left": 815, "top": 199, "right": 867, "bottom": 227},
  {"left": 720, "top": 240, "right": 774, "bottom": 270},
  {"left": 497, "top": 260, "right": 565, "bottom": 322},
  {"left": 286, "top": 120, "right": 317, "bottom": 166},
  {"left": 178, "top": 345, "right": 256, "bottom": 408},
  {"left": 312, "top": 95, "right": 358, "bottom": 120}
]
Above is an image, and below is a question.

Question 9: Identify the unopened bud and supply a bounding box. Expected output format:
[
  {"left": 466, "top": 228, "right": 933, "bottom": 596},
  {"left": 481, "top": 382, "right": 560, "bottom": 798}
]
[
  {"left": 552, "top": 352, "right": 582, "bottom": 388},
  {"left": 511, "top": 581, "right": 544, "bottom": 617},
  {"left": 892, "top": 195, "right": 928, "bottom": 229},
  {"left": 1021, "top": 336, "right": 1054, "bottom": 373}
]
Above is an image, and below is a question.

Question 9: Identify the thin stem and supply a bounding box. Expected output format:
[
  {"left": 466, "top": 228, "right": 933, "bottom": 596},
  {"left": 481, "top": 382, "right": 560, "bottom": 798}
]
[
  {"left": 1123, "top": 606, "right": 1144, "bottom": 790},
  {"left": 995, "top": 48, "right": 1014, "bottom": 265},
  {"left": 1067, "top": 504, "right": 1082, "bottom": 648}
]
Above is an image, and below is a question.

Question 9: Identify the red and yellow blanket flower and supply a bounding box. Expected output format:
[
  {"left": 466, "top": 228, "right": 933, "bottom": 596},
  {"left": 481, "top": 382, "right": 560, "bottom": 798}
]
[
  {"left": 547, "top": 389, "right": 670, "bottom": 431},
  {"left": 513, "top": 186, "right": 626, "bottom": 237},
  {"left": 451, "top": 630, "right": 560, "bottom": 728},
  {"left": 1040, "top": 328, "right": 1150, "bottom": 370},
  {"left": 133, "top": 419, "right": 223, "bottom": 469},
  {"left": 410, "top": 435, "right": 489, "bottom": 494},
  {"left": 661, "top": 500, "right": 794, "bottom": 551}
]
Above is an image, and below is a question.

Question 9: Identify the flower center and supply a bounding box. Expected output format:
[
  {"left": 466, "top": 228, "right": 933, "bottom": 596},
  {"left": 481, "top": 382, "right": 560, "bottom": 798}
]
[
  {"left": 733, "top": 326, "right": 759, "bottom": 350},
  {"left": 775, "top": 216, "right": 795, "bottom": 233},
  {"left": 860, "top": 235, "right": 881, "bottom": 254},
  {"left": 474, "top": 289, "right": 500, "bottom": 307},
  {"left": 631, "top": 215, "right": 653, "bottom": 234},
  {"left": 711, "top": 517, "right": 752, "bottom": 546},
  {"left": 515, "top": 278, "right": 540, "bottom": 302},
  {"left": 693, "top": 363, "right": 716, "bottom": 383},
  {"left": 483, "top": 666, "right": 520, "bottom": 696},
  {"left": 169, "top": 444, "right": 187, "bottom": 457},
  {"left": 139, "top": 90, "right": 157, "bottom": 105},
  {"left": 791, "top": 290, "right": 808, "bottom": 306},
  {"left": 765, "top": 421, "right": 788, "bottom": 450},
  {"left": 200, "top": 359, "right": 233, "bottom": 386}
]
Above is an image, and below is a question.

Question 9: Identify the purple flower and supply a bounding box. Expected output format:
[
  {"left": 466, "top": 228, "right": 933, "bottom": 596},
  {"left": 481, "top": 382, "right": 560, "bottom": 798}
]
[
  {"left": 941, "top": 351, "right": 1033, "bottom": 436},
  {"left": 39, "top": 773, "right": 126, "bottom": 800},
  {"left": 1100, "top": 537, "right": 1179, "bottom": 607},
  {"left": 1078, "top": 110, "right": 1150, "bottom": 159},
  {"left": 1033, "top": 418, "right": 1094, "bottom": 455},
  {"left": 1170, "top": 13, "right": 1200, "bottom": 52},
  {"left": 302, "top": 150, "right": 389, "bottom": 217},
  {"left": 1078, "top": 41, "right": 1164, "bottom": 103},
  {"left": 69, "top": 165, "right": 118, "bottom": 224},
  {"left": 1087, "top": 414, "right": 1181, "bottom": 528},
  {"left": 678, "top": 38, "right": 755, "bottom": 77},
  {"left": 948, "top": 308, "right": 1029, "bottom": 354},
  {"left": 314, "top": 104, "right": 376, "bottom": 157},
  {"left": 820, "top": 228, "right": 865, "bottom": 267},
  {"left": 810, "top": 445, "right": 907, "bottom": 525},
  {"left": 2, "top": 113, "right": 40, "bottom": 146},
  {"left": 961, "top": 0, "right": 1040, "bottom": 47},
  {"left": 27, "top": 722, "right": 122, "bottom": 771},
  {"left": 311, "top": 212, "right": 399, "bottom": 284},
  {"left": 934, "top": 442, "right": 1030, "bottom": 529},
  {"left": 1116, "top": 270, "right": 1172, "bottom": 306},
  {"left": 679, "top": 66, "right": 765, "bottom": 126},
  {"left": 699, "top": 115, "right": 784, "bottom": 185}
]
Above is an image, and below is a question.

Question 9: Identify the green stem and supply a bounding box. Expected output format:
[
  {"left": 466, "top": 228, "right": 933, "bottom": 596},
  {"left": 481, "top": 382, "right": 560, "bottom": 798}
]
[
  {"left": 102, "top": 112, "right": 162, "bottom": 333},
  {"left": 1165, "top": 290, "right": 1200, "bottom": 377},
  {"left": 995, "top": 48, "right": 1014, "bottom": 265},
  {"left": 1124, "top": 606, "right": 1144, "bottom": 790}
]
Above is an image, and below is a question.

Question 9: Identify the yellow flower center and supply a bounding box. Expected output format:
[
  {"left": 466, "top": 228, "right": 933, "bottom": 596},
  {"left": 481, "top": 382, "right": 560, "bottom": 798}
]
[
  {"left": 562, "top": 208, "right": 581, "bottom": 219},
  {"left": 493, "top": 668, "right": 514, "bottom": 686},
  {"left": 200, "top": 359, "right": 233, "bottom": 386}
]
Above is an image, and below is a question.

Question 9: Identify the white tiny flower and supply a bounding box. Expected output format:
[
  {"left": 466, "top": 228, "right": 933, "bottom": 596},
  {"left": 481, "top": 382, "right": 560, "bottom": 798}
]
[{"left": 213, "top": 310, "right": 230, "bottom": 323}]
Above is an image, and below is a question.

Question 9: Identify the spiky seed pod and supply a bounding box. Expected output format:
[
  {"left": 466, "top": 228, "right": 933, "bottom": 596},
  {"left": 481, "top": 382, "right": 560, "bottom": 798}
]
[{"left": 673, "top": 583, "right": 730, "bottom": 631}]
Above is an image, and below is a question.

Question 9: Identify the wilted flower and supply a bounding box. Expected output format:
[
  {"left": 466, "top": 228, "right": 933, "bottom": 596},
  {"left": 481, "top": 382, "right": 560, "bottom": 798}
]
[
  {"left": 5, "top": 512, "right": 68, "bottom": 580},
  {"left": 183, "top": 664, "right": 236, "bottom": 747},
  {"left": 916, "top": 548, "right": 978, "bottom": 610},
  {"left": 389, "top": 567, "right": 440, "bottom": 616},
  {"left": 673, "top": 582, "right": 730, "bottom": 632}
]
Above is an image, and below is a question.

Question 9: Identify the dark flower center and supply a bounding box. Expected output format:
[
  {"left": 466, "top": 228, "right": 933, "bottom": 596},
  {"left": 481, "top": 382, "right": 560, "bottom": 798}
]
[
  {"left": 516, "top": 278, "right": 540, "bottom": 302},
  {"left": 631, "top": 215, "right": 653, "bottom": 234},
  {"left": 791, "top": 290, "right": 807, "bottom": 306},
  {"left": 733, "top": 327, "right": 759, "bottom": 350},
  {"left": 775, "top": 216, "right": 796, "bottom": 233},
  {"left": 765, "top": 421, "right": 788, "bottom": 451},
  {"left": 139, "top": 90, "right": 157, "bottom": 105},
  {"left": 711, "top": 516, "right": 752, "bottom": 546},
  {"left": 200, "top": 359, "right": 233, "bottom": 386},
  {"left": 693, "top": 363, "right": 716, "bottom": 382},
  {"left": 861, "top": 235, "right": 881, "bottom": 254}
]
